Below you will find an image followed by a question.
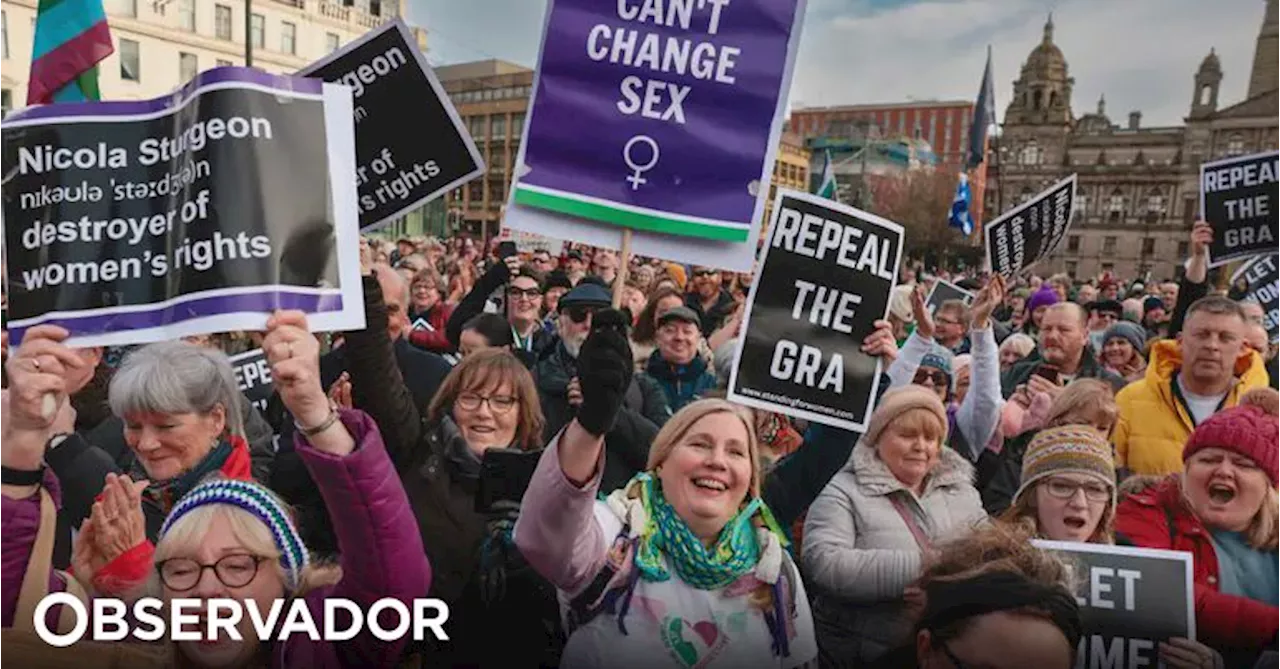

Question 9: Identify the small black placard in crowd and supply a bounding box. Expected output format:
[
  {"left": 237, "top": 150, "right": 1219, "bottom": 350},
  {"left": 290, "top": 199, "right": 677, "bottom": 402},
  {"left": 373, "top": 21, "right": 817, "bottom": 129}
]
[
  {"left": 1200, "top": 150, "right": 1278, "bottom": 267},
  {"left": 924, "top": 279, "right": 974, "bottom": 316},
  {"left": 1232, "top": 253, "right": 1279, "bottom": 343},
  {"left": 728, "top": 190, "right": 903, "bottom": 432},
  {"left": 231, "top": 349, "right": 274, "bottom": 413},
  {"left": 300, "top": 18, "right": 485, "bottom": 232},
  {"left": 1034, "top": 540, "right": 1195, "bottom": 669},
  {"left": 985, "top": 174, "right": 1077, "bottom": 279}
]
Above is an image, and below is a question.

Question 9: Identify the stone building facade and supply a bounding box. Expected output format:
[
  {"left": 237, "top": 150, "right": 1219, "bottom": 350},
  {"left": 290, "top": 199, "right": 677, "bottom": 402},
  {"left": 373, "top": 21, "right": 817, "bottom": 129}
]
[{"left": 989, "top": 0, "right": 1278, "bottom": 280}]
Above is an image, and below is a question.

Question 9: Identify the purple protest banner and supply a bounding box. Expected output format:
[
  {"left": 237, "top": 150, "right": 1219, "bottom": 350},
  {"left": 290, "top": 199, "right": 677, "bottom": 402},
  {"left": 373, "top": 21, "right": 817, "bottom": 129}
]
[{"left": 509, "top": 0, "right": 805, "bottom": 244}]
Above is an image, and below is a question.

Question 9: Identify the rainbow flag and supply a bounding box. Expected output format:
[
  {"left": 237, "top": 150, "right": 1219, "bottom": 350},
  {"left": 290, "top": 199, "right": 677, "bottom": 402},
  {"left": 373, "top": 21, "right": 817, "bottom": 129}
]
[{"left": 28, "top": 0, "right": 114, "bottom": 105}]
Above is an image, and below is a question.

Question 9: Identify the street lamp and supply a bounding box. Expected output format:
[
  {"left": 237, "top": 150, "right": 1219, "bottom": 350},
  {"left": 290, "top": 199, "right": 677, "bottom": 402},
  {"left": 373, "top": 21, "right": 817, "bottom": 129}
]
[{"left": 244, "top": 0, "right": 253, "bottom": 67}]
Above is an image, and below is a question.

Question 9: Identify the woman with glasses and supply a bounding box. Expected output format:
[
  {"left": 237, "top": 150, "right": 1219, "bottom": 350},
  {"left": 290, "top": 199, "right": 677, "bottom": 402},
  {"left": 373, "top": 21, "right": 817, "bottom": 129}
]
[
  {"left": 406, "top": 268, "right": 455, "bottom": 354},
  {"left": 334, "top": 287, "right": 565, "bottom": 667},
  {"left": 802, "top": 385, "right": 988, "bottom": 666},
  {"left": 2, "top": 311, "right": 430, "bottom": 668},
  {"left": 446, "top": 254, "right": 553, "bottom": 366}
]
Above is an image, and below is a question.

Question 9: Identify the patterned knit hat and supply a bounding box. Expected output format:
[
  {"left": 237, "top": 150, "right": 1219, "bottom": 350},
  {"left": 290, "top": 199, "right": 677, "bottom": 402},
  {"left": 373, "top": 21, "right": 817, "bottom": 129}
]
[
  {"left": 159, "top": 478, "right": 310, "bottom": 592},
  {"left": 1183, "top": 388, "right": 1279, "bottom": 487},
  {"left": 1014, "top": 426, "right": 1116, "bottom": 506}
]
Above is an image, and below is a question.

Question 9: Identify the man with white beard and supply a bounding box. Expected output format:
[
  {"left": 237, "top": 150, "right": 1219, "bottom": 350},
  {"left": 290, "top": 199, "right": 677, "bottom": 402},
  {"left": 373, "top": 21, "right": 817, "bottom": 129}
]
[{"left": 533, "top": 281, "right": 669, "bottom": 493}]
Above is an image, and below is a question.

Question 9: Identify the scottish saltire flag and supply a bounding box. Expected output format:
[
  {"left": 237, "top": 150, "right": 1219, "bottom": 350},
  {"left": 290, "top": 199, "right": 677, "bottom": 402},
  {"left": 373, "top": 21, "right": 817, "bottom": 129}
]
[
  {"left": 966, "top": 45, "right": 996, "bottom": 169},
  {"left": 949, "top": 173, "right": 973, "bottom": 236},
  {"left": 816, "top": 149, "right": 837, "bottom": 199},
  {"left": 28, "top": 0, "right": 115, "bottom": 105}
]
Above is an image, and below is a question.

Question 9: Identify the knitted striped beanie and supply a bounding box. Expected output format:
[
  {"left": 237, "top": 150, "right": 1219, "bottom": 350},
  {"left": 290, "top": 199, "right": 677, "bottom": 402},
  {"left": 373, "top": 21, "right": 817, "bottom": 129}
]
[
  {"left": 1013, "top": 426, "right": 1116, "bottom": 506},
  {"left": 159, "top": 479, "right": 309, "bottom": 592}
]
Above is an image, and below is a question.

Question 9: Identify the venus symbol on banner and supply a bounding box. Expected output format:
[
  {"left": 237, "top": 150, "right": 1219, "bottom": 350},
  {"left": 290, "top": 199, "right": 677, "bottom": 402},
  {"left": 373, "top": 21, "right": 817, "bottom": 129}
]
[{"left": 624, "top": 135, "right": 659, "bottom": 190}]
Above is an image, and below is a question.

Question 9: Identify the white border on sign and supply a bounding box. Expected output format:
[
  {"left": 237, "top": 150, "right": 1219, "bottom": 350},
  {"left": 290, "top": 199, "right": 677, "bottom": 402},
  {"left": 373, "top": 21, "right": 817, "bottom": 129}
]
[
  {"left": 1032, "top": 539, "right": 1197, "bottom": 641},
  {"left": 1231, "top": 252, "right": 1277, "bottom": 284},
  {"left": 1198, "top": 150, "right": 1280, "bottom": 268},
  {"left": 16, "top": 82, "right": 367, "bottom": 348},
  {"left": 726, "top": 187, "right": 904, "bottom": 432},
  {"left": 984, "top": 173, "right": 1078, "bottom": 277},
  {"left": 500, "top": 0, "right": 809, "bottom": 273},
  {"left": 924, "top": 278, "right": 974, "bottom": 313},
  {"left": 228, "top": 348, "right": 266, "bottom": 365},
  {"left": 298, "top": 17, "right": 486, "bottom": 233}
]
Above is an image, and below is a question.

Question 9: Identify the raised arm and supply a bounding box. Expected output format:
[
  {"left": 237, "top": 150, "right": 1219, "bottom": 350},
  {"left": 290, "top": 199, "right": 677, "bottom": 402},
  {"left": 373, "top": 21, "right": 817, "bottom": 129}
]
[
  {"left": 954, "top": 276, "right": 1007, "bottom": 459},
  {"left": 445, "top": 256, "right": 517, "bottom": 348},
  {"left": 887, "top": 286, "right": 935, "bottom": 389},
  {"left": 1168, "top": 221, "right": 1212, "bottom": 339}
]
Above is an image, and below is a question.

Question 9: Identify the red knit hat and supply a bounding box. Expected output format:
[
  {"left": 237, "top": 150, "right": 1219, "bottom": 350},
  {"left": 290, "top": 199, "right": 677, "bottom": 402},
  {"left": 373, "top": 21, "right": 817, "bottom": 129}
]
[{"left": 1183, "top": 388, "right": 1280, "bottom": 486}]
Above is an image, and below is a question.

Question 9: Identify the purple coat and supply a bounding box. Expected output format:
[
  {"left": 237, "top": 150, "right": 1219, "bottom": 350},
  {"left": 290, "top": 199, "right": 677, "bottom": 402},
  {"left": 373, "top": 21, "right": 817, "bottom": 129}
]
[{"left": 2, "top": 409, "right": 432, "bottom": 668}]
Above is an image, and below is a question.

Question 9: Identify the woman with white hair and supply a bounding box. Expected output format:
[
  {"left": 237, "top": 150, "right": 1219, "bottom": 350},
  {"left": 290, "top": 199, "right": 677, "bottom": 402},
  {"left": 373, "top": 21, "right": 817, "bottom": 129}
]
[
  {"left": 2, "top": 313, "right": 431, "bottom": 667},
  {"left": 515, "top": 311, "right": 817, "bottom": 668}
]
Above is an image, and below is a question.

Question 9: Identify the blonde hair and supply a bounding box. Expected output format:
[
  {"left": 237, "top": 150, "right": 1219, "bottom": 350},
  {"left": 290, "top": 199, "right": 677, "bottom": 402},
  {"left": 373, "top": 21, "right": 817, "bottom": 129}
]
[
  {"left": 153, "top": 499, "right": 334, "bottom": 597},
  {"left": 1181, "top": 478, "right": 1280, "bottom": 552},
  {"left": 1043, "top": 378, "right": 1117, "bottom": 434},
  {"left": 647, "top": 398, "right": 761, "bottom": 498}
]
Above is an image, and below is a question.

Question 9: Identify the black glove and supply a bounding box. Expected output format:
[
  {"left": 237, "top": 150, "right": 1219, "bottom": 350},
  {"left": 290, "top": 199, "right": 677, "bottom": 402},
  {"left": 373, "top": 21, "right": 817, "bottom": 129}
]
[{"left": 575, "top": 308, "right": 634, "bottom": 437}]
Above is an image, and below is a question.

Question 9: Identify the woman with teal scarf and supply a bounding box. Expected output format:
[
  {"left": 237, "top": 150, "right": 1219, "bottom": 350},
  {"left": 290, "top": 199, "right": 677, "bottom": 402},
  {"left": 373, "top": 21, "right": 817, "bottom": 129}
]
[{"left": 516, "top": 310, "right": 817, "bottom": 669}]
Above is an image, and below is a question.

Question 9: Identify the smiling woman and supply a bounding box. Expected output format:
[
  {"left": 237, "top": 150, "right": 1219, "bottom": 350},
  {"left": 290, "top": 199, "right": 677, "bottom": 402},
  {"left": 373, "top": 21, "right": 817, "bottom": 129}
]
[{"left": 1115, "top": 388, "right": 1279, "bottom": 664}]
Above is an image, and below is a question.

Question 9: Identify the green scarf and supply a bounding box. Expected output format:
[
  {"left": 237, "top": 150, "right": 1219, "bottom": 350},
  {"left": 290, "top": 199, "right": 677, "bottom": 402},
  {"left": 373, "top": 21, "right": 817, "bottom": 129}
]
[{"left": 628, "top": 473, "right": 787, "bottom": 590}]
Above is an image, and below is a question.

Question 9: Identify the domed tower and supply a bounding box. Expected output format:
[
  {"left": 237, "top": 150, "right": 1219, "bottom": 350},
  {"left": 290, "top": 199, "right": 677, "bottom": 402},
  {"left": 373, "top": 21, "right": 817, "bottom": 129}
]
[
  {"left": 1004, "top": 14, "right": 1075, "bottom": 126},
  {"left": 1189, "top": 48, "right": 1222, "bottom": 119}
]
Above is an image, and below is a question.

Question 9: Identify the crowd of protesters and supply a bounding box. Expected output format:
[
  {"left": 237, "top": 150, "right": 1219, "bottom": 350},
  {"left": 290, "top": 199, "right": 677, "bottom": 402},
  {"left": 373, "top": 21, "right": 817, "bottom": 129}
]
[{"left": 0, "top": 217, "right": 1276, "bottom": 669}]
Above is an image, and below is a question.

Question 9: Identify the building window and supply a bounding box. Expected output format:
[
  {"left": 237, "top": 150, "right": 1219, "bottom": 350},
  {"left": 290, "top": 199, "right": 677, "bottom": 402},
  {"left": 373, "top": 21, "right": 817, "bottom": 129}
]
[
  {"left": 1103, "top": 236, "right": 1117, "bottom": 253},
  {"left": 2, "top": 10, "right": 8, "bottom": 60},
  {"left": 1075, "top": 194, "right": 1088, "bottom": 219},
  {"left": 491, "top": 151, "right": 507, "bottom": 174},
  {"left": 512, "top": 113, "right": 525, "bottom": 137},
  {"left": 1, "top": 89, "right": 11, "bottom": 118},
  {"left": 217, "top": 59, "right": 233, "bottom": 67},
  {"left": 326, "top": 32, "right": 340, "bottom": 53},
  {"left": 1065, "top": 261, "right": 1077, "bottom": 279},
  {"left": 1177, "top": 241, "right": 1190, "bottom": 257},
  {"left": 118, "top": 0, "right": 137, "bottom": 17},
  {"left": 1183, "top": 196, "right": 1196, "bottom": 225},
  {"left": 178, "top": 0, "right": 196, "bottom": 31},
  {"left": 119, "top": 38, "right": 140, "bottom": 81},
  {"left": 492, "top": 115, "right": 506, "bottom": 139},
  {"left": 1108, "top": 191, "right": 1125, "bottom": 220},
  {"left": 1225, "top": 134, "right": 1245, "bottom": 156},
  {"left": 1067, "top": 235, "right": 1080, "bottom": 252},
  {"left": 467, "top": 181, "right": 483, "bottom": 203},
  {"left": 469, "top": 116, "right": 486, "bottom": 140},
  {"left": 250, "top": 14, "right": 264, "bottom": 48},
  {"left": 215, "top": 4, "right": 232, "bottom": 40},
  {"left": 179, "top": 52, "right": 198, "bottom": 82},
  {"left": 1101, "top": 262, "right": 1114, "bottom": 274},
  {"left": 1146, "top": 193, "right": 1165, "bottom": 213},
  {"left": 1141, "top": 238, "right": 1155, "bottom": 255},
  {"left": 1020, "top": 142, "right": 1041, "bottom": 166},
  {"left": 281, "top": 21, "right": 296, "bottom": 55}
]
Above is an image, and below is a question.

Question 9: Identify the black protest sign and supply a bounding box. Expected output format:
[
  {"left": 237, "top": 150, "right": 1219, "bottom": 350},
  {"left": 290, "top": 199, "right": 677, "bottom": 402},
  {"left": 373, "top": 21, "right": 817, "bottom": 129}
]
[
  {"left": 1, "top": 68, "right": 365, "bottom": 347},
  {"left": 925, "top": 279, "right": 974, "bottom": 316},
  {"left": 985, "top": 174, "right": 1077, "bottom": 278},
  {"left": 1034, "top": 540, "right": 1194, "bottom": 669},
  {"left": 1232, "top": 253, "right": 1279, "bottom": 343},
  {"left": 231, "top": 349, "right": 274, "bottom": 412},
  {"left": 1200, "top": 151, "right": 1278, "bottom": 267},
  {"left": 300, "top": 19, "right": 484, "bottom": 232},
  {"left": 728, "top": 190, "right": 902, "bottom": 431}
]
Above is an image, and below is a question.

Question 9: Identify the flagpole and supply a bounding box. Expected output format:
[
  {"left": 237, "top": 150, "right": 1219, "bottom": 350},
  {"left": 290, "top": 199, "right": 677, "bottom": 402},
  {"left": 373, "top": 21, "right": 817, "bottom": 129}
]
[{"left": 245, "top": 0, "right": 254, "bottom": 67}]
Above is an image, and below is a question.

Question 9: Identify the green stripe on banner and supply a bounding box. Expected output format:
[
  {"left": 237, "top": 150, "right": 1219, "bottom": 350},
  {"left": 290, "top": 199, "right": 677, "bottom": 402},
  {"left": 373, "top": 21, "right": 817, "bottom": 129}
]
[{"left": 513, "top": 187, "right": 749, "bottom": 242}]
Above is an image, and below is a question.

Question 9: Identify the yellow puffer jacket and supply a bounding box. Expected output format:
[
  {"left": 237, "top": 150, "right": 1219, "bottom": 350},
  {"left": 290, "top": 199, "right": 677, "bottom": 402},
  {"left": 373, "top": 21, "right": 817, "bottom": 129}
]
[{"left": 1113, "top": 339, "right": 1268, "bottom": 476}]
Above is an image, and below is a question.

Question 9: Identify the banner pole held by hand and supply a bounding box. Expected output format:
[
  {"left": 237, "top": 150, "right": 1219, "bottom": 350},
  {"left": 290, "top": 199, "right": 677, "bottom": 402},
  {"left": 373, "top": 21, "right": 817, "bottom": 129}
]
[{"left": 611, "top": 228, "right": 633, "bottom": 309}]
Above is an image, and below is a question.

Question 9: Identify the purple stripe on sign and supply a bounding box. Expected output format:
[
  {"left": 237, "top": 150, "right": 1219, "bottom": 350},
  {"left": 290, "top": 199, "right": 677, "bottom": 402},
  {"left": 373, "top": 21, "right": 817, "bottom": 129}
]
[
  {"left": 5, "top": 67, "right": 325, "bottom": 123},
  {"left": 8, "top": 290, "right": 344, "bottom": 343}
]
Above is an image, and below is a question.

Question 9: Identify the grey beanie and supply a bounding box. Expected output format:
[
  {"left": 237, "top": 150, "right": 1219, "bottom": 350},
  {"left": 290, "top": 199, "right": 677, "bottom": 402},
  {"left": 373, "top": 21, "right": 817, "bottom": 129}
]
[{"left": 1103, "top": 320, "right": 1146, "bottom": 353}]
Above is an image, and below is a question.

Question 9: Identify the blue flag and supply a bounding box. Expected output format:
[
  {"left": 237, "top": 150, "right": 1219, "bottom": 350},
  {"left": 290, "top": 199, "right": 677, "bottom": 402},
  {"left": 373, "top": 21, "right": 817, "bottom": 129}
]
[
  {"left": 949, "top": 173, "right": 973, "bottom": 236},
  {"left": 966, "top": 46, "right": 996, "bottom": 169}
]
